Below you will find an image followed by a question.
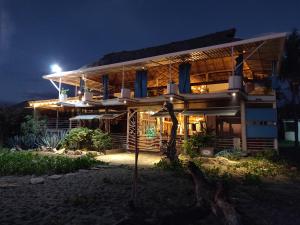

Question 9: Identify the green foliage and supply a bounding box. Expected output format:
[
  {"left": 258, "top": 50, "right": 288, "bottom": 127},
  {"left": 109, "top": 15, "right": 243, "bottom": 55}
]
[
  {"left": 91, "top": 129, "right": 112, "bottom": 151},
  {"left": 190, "top": 133, "right": 216, "bottom": 149},
  {"left": 183, "top": 133, "right": 216, "bottom": 157},
  {"left": 38, "top": 131, "right": 67, "bottom": 149},
  {"left": 154, "top": 158, "right": 184, "bottom": 173},
  {"left": 254, "top": 149, "right": 279, "bottom": 162},
  {"left": 61, "top": 127, "right": 93, "bottom": 150},
  {"left": 20, "top": 115, "right": 47, "bottom": 137},
  {"left": 60, "top": 88, "right": 69, "bottom": 95},
  {"left": 61, "top": 128, "right": 112, "bottom": 151},
  {"left": 8, "top": 115, "right": 47, "bottom": 149},
  {"left": 0, "top": 149, "right": 100, "bottom": 175},
  {"left": 183, "top": 140, "right": 199, "bottom": 158},
  {"left": 8, "top": 134, "right": 39, "bottom": 150},
  {"left": 215, "top": 149, "right": 243, "bottom": 160},
  {"left": 243, "top": 173, "right": 262, "bottom": 185}
]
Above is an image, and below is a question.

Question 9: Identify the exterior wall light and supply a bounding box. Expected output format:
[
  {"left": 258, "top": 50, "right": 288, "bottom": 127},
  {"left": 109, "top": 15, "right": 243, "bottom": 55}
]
[
  {"left": 123, "top": 100, "right": 127, "bottom": 104},
  {"left": 169, "top": 96, "right": 174, "bottom": 102},
  {"left": 231, "top": 92, "right": 236, "bottom": 97}
]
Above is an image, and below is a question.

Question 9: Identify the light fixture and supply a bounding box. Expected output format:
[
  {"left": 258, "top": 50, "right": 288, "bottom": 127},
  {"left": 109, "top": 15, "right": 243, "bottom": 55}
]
[
  {"left": 51, "top": 64, "right": 62, "bottom": 73},
  {"left": 123, "top": 100, "right": 127, "bottom": 104},
  {"left": 169, "top": 96, "right": 173, "bottom": 102},
  {"left": 231, "top": 92, "right": 236, "bottom": 97},
  {"left": 77, "top": 90, "right": 82, "bottom": 95}
]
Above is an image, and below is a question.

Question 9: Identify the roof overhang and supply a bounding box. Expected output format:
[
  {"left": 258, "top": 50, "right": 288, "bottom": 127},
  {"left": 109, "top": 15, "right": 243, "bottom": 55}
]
[{"left": 43, "top": 32, "right": 286, "bottom": 88}]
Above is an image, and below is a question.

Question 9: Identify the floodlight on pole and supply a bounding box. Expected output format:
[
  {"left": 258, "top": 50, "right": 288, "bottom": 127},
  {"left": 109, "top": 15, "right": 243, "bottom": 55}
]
[{"left": 51, "top": 64, "right": 62, "bottom": 74}]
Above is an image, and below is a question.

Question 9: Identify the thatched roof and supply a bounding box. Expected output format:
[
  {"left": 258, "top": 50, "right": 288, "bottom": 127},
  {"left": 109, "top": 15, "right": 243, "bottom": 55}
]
[{"left": 86, "top": 28, "right": 238, "bottom": 68}]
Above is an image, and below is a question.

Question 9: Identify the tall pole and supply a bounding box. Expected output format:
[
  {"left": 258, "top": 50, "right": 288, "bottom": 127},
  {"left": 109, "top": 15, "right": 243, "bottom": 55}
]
[{"left": 131, "top": 111, "right": 139, "bottom": 207}]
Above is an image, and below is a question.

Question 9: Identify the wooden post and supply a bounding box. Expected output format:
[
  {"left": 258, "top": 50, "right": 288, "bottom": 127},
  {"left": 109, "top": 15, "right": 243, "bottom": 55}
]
[
  {"left": 159, "top": 117, "right": 163, "bottom": 149},
  {"left": 240, "top": 100, "right": 247, "bottom": 151},
  {"left": 131, "top": 111, "right": 139, "bottom": 207},
  {"left": 56, "top": 109, "right": 59, "bottom": 130},
  {"left": 273, "top": 102, "right": 279, "bottom": 150},
  {"left": 184, "top": 101, "right": 189, "bottom": 151}
]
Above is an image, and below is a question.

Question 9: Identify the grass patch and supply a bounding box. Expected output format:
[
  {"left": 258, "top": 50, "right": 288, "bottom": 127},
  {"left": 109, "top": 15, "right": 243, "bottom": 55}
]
[
  {"left": 192, "top": 154, "right": 298, "bottom": 184},
  {"left": 0, "top": 149, "right": 103, "bottom": 176}
]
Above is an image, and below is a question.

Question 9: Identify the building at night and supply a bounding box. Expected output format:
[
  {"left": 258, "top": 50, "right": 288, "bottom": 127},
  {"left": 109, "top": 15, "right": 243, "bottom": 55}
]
[{"left": 29, "top": 29, "right": 286, "bottom": 152}]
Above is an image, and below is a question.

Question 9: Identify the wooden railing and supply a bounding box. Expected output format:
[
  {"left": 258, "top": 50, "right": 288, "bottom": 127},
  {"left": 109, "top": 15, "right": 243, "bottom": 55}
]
[
  {"left": 247, "top": 138, "right": 274, "bottom": 151},
  {"left": 110, "top": 133, "right": 127, "bottom": 149},
  {"left": 46, "top": 118, "right": 78, "bottom": 130}
]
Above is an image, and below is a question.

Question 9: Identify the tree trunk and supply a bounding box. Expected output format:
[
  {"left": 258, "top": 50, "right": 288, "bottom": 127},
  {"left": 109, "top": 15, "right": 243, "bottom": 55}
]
[
  {"left": 291, "top": 81, "right": 299, "bottom": 147},
  {"left": 164, "top": 101, "right": 178, "bottom": 162}
]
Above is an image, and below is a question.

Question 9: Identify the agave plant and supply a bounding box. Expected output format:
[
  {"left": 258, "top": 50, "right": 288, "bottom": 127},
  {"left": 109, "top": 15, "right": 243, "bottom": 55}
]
[
  {"left": 38, "top": 130, "right": 67, "bottom": 149},
  {"left": 8, "top": 134, "right": 39, "bottom": 150}
]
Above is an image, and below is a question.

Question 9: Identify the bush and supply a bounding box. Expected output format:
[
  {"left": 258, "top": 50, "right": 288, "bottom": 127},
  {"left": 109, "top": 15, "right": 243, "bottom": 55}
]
[
  {"left": 190, "top": 133, "right": 216, "bottom": 149},
  {"left": 61, "top": 128, "right": 112, "bottom": 151},
  {"left": 154, "top": 158, "right": 185, "bottom": 173},
  {"left": 215, "top": 149, "right": 243, "bottom": 160},
  {"left": 91, "top": 129, "right": 112, "bottom": 151},
  {"left": 183, "top": 140, "right": 199, "bottom": 158},
  {"left": 0, "top": 150, "right": 101, "bottom": 175},
  {"left": 20, "top": 115, "right": 47, "bottom": 137},
  {"left": 61, "top": 127, "right": 93, "bottom": 150}
]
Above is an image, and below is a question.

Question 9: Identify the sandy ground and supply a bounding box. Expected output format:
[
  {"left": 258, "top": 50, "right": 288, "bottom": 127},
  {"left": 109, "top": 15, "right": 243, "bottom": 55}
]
[
  {"left": 0, "top": 167, "right": 194, "bottom": 225},
  {"left": 96, "top": 152, "right": 162, "bottom": 166},
  {"left": 1, "top": 161, "right": 300, "bottom": 224}
]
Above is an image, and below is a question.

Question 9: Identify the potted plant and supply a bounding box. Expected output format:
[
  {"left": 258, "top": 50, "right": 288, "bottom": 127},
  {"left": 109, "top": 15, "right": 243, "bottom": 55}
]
[
  {"left": 83, "top": 88, "right": 93, "bottom": 101},
  {"left": 190, "top": 133, "right": 216, "bottom": 157},
  {"left": 59, "top": 88, "right": 68, "bottom": 101}
]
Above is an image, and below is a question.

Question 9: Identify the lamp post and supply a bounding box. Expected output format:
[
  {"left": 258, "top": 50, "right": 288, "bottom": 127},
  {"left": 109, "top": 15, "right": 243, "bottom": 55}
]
[{"left": 51, "top": 64, "right": 62, "bottom": 130}]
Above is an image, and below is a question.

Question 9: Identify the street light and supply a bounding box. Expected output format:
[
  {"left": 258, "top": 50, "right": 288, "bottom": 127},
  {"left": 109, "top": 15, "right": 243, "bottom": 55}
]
[{"left": 51, "top": 64, "right": 62, "bottom": 73}]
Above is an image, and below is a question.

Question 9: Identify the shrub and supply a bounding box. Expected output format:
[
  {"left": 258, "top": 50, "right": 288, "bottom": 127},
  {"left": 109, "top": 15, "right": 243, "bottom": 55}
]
[
  {"left": 61, "top": 128, "right": 112, "bottom": 151},
  {"left": 61, "top": 127, "right": 93, "bottom": 150},
  {"left": 20, "top": 115, "right": 47, "bottom": 137},
  {"left": 91, "top": 129, "right": 112, "bottom": 151},
  {"left": 190, "top": 133, "right": 215, "bottom": 148},
  {"left": 183, "top": 140, "right": 199, "bottom": 158},
  {"left": 154, "top": 158, "right": 184, "bottom": 173},
  {"left": 0, "top": 149, "right": 101, "bottom": 175},
  {"left": 215, "top": 149, "right": 243, "bottom": 160}
]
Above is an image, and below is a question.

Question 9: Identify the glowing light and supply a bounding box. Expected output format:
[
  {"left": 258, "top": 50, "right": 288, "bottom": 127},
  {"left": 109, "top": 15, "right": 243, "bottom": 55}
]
[
  {"left": 231, "top": 92, "right": 236, "bottom": 97},
  {"left": 123, "top": 100, "right": 127, "bottom": 104},
  {"left": 169, "top": 96, "right": 173, "bottom": 102},
  {"left": 77, "top": 90, "right": 82, "bottom": 95},
  {"left": 51, "top": 64, "right": 62, "bottom": 73}
]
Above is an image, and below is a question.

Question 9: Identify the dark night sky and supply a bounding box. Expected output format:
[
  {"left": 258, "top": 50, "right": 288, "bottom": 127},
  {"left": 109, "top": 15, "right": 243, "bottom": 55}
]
[{"left": 0, "top": 0, "right": 299, "bottom": 103}]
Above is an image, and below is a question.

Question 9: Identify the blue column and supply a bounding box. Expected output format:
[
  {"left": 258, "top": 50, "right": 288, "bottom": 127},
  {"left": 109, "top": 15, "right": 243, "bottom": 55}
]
[
  {"left": 102, "top": 74, "right": 109, "bottom": 100},
  {"left": 134, "top": 70, "right": 148, "bottom": 97},
  {"left": 178, "top": 63, "right": 191, "bottom": 94},
  {"left": 235, "top": 54, "right": 243, "bottom": 76},
  {"left": 79, "top": 77, "right": 84, "bottom": 93}
]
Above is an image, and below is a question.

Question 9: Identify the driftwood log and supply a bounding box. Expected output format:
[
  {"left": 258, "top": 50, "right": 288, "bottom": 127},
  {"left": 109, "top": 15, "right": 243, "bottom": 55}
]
[
  {"left": 187, "top": 161, "right": 241, "bottom": 225},
  {"left": 163, "top": 101, "right": 178, "bottom": 162}
]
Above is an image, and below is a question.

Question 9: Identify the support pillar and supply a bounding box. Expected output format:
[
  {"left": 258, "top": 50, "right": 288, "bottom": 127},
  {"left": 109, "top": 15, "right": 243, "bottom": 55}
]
[
  {"left": 240, "top": 100, "right": 247, "bottom": 151},
  {"left": 184, "top": 101, "right": 189, "bottom": 148}
]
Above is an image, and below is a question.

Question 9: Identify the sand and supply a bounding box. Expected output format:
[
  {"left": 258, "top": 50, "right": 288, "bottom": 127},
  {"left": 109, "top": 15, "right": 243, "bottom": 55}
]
[{"left": 0, "top": 166, "right": 300, "bottom": 225}]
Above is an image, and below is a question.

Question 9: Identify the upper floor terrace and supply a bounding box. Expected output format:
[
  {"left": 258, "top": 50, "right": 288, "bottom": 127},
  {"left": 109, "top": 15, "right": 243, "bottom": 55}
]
[{"left": 29, "top": 29, "right": 286, "bottom": 109}]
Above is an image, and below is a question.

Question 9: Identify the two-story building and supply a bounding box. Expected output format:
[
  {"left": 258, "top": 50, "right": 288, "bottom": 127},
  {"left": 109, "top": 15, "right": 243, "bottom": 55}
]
[{"left": 29, "top": 29, "right": 286, "bottom": 152}]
